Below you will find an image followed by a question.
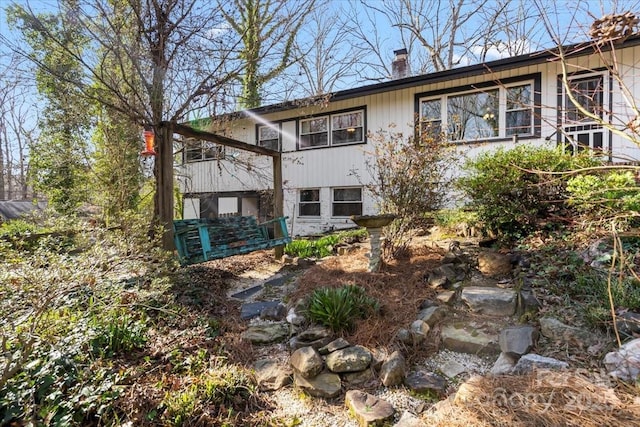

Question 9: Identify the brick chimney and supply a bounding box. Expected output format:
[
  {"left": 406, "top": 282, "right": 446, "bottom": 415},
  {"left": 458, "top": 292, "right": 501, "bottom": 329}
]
[{"left": 392, "top": 48, "right": 409, "bottom": 79}]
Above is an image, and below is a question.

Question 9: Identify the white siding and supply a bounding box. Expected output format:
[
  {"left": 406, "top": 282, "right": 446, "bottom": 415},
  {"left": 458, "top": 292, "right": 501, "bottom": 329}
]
[
  {"left": 179, "top": 43, "right": 640, "bottom": 235},
  {"left": 183, "top": 198, "right": 199, "bottom": 219}
]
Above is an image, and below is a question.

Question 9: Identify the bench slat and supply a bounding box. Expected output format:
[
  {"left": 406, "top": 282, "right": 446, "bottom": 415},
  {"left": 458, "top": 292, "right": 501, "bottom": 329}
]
[{"left": 173, "top": 215, "right": 290, "bottom": 265}]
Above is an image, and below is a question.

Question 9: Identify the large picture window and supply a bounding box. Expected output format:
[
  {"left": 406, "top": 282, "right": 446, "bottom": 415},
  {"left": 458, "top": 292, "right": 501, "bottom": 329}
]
[
  {"left": 419, "top": 81, "right": 535, "bottom": 142},
  {"left": 447, "top": 89, "right": 499, "bottom": 140},
  {"left": 299, "top": 189, "right": 320, "bottom": 217},
  {"left": 184, "top": 139, "right": 225, "bottom": 163},
  {"left": 299, "top": 109, "right": 364, "bottom": 149},
  {"left": 332, "top": 187, "right": 362, "bottom": 217}
]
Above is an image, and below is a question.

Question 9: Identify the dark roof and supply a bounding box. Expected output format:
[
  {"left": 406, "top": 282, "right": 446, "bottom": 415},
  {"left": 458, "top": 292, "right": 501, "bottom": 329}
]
[
  {"left": 243, "top": 35, "right": 640, "bottom": 116},
  {"left": 0, "top": 200, "right": 45, "bottom": 221}
]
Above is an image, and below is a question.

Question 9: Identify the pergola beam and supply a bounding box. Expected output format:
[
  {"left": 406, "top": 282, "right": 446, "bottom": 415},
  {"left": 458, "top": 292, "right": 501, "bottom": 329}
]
[
  {"left": 166, "top": 121, "right": 285, "bottom": 258},
  {"left": 169, "top": 122, "right": 280, "bottom": 157}
]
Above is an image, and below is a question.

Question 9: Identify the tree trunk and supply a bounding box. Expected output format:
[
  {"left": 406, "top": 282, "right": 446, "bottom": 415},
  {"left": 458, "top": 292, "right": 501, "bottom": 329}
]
[
  {"left": 154, "top": 123, "right": 175, "bottom": 250},
  {"left": 0, "top": 124, "right": 5, "bottom": 200},
  {"left": 272, "top": 154, "right": 284, "bottom": 259}
]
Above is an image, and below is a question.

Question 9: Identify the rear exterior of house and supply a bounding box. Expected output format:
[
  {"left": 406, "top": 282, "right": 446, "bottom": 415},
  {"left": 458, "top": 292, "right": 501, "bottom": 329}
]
[{"left": 177, "top": 38, "right": 640, "bottom": 237}]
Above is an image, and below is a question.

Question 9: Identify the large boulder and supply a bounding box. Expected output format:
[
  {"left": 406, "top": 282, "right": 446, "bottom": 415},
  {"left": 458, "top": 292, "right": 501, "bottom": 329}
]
[
  {"left": 512, "top": 353, "right": 569, "bottom": 374},
  {"left": 253, "top": 359, "right": 292, "bottom": 391},
  {"left": 318, "top": 337, "right": 351, "bottom": 355},
  {"left": 289, "top": 325, "right": 334, "bottom": 350},
  {"left": 539, "top": 317, "right": 594, "bottom": 347},
  {"left": 417, "top": 305, "right": 448, "bottom": 326},
  {"left": 477, "top": 250, "right": 513, "bottom": 277},
  {"left": 499, "top": 325, "right": 538, "bottom": 358},
  {"left": 404, "top": 371, "right": 447, "bottom": 395},
  {"left": 241, "top": 322, "right": 289, "bottom": 344},
  {"left": 325, "top": 345, "right": 372, "bottom": 373},
  {"left": 490, "top": 352, "right": 517, "bottom": 375},
  {"left": 294, "top": 372, "right": 342, "bottom": 398},
  {"left": 290, "top": 346, "right": 324, "bottom": 378},
  {"left": 440, "top": 324, "right": 500, "bottom": 355}
]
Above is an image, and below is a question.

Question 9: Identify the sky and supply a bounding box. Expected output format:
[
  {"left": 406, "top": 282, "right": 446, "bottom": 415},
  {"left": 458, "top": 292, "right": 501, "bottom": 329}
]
[
  {"left": 1, "top": 0, "right": 638, "bottom": 185},
  {"left": 1, "top": 0, "right": 639, "bottom": 130}
]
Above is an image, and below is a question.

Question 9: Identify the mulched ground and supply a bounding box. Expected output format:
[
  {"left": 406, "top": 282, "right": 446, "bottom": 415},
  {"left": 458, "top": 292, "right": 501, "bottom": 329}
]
[{"left": 115, "top": 237, "right": 640, "bottom": 426}]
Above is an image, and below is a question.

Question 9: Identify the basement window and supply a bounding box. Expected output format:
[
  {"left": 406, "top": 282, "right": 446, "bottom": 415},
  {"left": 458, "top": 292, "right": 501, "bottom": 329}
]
[
  {"left": 299, "top": 189, "right": 320, "bottom": 217},
  {"left": 332, "top": 187, "right": 362, "bottom": 217}
]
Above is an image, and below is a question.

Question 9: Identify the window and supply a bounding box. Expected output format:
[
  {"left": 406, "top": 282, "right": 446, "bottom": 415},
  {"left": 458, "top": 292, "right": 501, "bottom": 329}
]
[
  {"left": 299, "top": 109, "right": 364, "bottom": 149},
  {"left": 418, "top": 81, "right": 534, "bottom": 142},
  {"left": 332, "top": 111, "right": 363, "bottom": 145},
  {"left": 506, "top": 85, "right": 533, "bottom": 135},
  {"left": 299, "top": 189, "right": 320, "bottom": 217},
  {"left": 184, "top": 138, "right": 225, "bottom": 163},
  {"left": 448, "top": 89, "right": 499, "bottom": 140},
  {"left": 560, "top": 73, "right": 608, "bottom": 154},
  {"left": 564, "top": 75, "right": 604, "bottom": 123},
  {"left": 332, "top": 188, "right": 362, "bottom": 217},
  {"left": 258, "top": 124, "right": 280, "bottom": 151},
  {"left": 300, "top": 117, "right": 329, "bottom": 148},
  {"left": 420, "top": 99, "right": 442, "bottom": 137}
]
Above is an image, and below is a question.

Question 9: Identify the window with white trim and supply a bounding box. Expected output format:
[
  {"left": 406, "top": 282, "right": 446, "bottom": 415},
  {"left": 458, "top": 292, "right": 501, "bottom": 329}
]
[
  {"left": 299, "top": 110, "right": 364, "bottom": 149},
  {"left": 506, "top": 85, "right": 533, "bottom": 135},
  {"left": 184, "top": 138, "right": 225, "bottom": 163},
  {"left": 332, "top": 187, "right": 362, "bottom": 217},
  {"left": 258, "top": 124, "right": 280, "bottom": 151},
  {"left": 300, "top": 117, "right": 329, "bottom": 148},
  {"left": 560, "top": 72, "right": 608, "bottom": 153},
  {"left": 419, "top": 82, "right": 534, "bottom": 142},
  {"left": 420, "top": 99, "right": 442, "bottom": 137},
  {"left": 564, "top": 75, "right": 604, "bottom": 123},
  {"left": 299, "top": 189, "right": 320, "bottom": 217}
]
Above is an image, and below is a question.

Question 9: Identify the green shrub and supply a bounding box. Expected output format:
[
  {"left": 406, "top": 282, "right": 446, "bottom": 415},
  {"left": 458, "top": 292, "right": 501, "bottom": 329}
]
[
  {"left": 567, "top": 170, "right": 640, "bottom": 223},
  {"left": 305, "top": 285, "right": 379, "bottom": 332},
  {"left": 285, "top": 230, "right": 365, "bottom": 259},
  {"left": 284, "top": 239, "right": 315, "bottom": 258},
  {"left": 0, "top": 218, "right": 43, "bottom": 236},
  {"left": 456, "top": 144, "right": 598, "bottom": 240},
  {"left": 336, "top": 228, "right": 368, "bottom": 241}
]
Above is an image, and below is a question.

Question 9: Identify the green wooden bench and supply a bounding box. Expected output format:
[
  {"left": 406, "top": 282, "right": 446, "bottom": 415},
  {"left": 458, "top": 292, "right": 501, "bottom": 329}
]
[{"left": 173, "top": 216, "right": 291, "bottom": 265}]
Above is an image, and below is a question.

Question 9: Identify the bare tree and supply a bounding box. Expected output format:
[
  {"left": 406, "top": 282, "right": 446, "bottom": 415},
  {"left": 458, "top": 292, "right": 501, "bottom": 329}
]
[
  {"left": 355, "top": 0, "right": 543, "bottom": 78},
  {"left": 4, "top": 0, "right": 245, "bottom": 247},
  {"left": 0, "top": 52, "right": 36, "bottom": 200},
  {"left": 473, "top": 0, "right": 545, "bottom": 60},
  {"left": 343, "top": 2, "right": 405, "bottom": 82},
  {"left": 288, "top": 1, "right": 369, "bottom": 96}
]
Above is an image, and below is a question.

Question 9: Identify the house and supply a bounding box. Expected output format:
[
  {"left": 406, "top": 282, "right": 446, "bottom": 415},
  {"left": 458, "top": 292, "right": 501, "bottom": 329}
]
[{"left": 177, "top": 36, "right": 640, "bottom": 237}]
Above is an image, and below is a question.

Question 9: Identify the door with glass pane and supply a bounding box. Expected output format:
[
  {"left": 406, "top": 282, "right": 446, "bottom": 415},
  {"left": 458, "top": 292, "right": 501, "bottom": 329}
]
[{"left": 560, "top": 73, "right": 609, "bottom": 155}]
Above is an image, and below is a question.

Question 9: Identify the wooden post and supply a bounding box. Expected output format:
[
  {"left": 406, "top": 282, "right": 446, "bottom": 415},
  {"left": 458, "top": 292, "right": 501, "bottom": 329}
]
[
  {"left": 273, "top": 154, "right": 284, "bottom": 259},
  {"left": 156, "top": 122, "right": 175, "bottom": 250}
]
